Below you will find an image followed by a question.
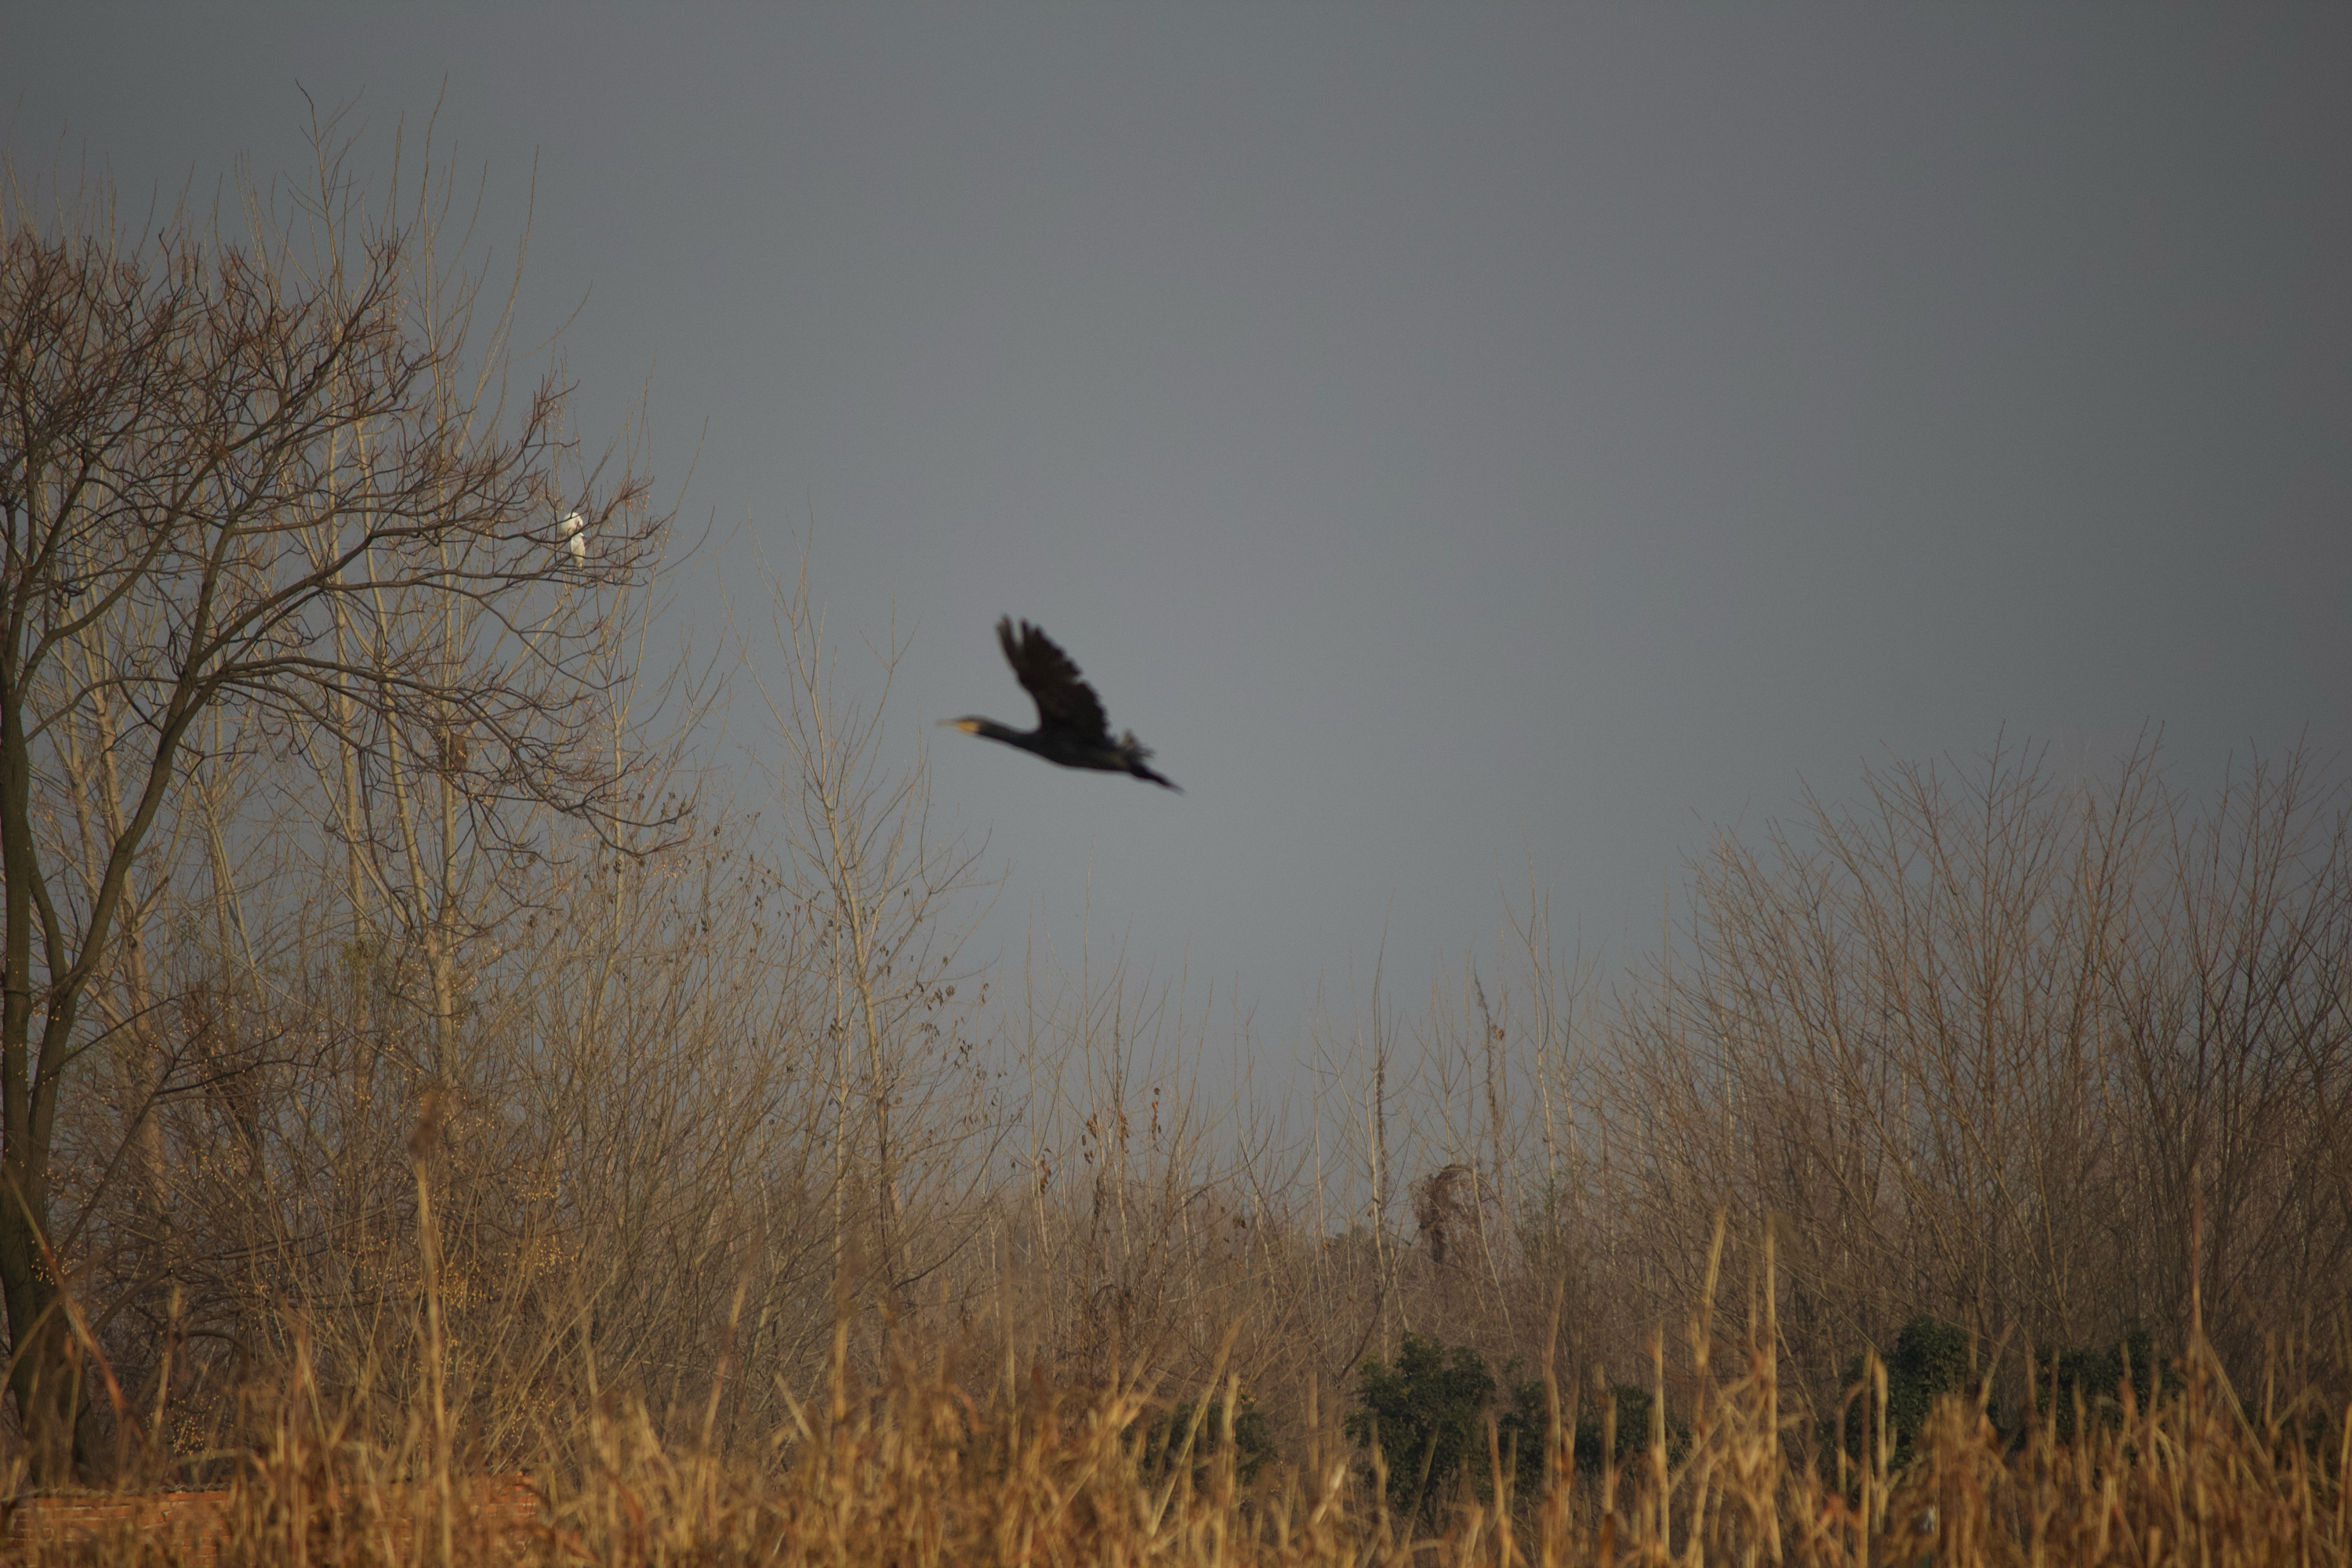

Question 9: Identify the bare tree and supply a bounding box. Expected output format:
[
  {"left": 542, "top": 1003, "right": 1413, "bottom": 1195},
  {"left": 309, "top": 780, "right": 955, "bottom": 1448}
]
[
  {"left": 0, "top": 131, "right": 666, "bottom": 1479},
  {"left": 1599, "top": 739, "right": 2352, "bottom": 1408},
  {"left": 741, "top": 549, "right": 995, "bottom": 1328}
]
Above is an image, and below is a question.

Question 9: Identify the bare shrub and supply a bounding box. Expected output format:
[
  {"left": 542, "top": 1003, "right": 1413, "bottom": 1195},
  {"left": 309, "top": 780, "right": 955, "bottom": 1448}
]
[
  {"left": 1599, "top": 738, "right": 2352, "bottom": 1414},
  {"left": 0, "top": 110, "right": 671, "bottom": 1479}
]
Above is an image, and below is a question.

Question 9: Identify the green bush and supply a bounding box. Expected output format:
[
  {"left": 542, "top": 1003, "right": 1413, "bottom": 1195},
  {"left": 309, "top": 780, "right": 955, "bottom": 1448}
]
[
  {"left": 1570, "top": 1381, "right": 1686, "bottom": 1478},
  {"left": 1349, "top": 1334, "right": 1685, "bottom": 1521},
  {"left": 1492, "top": 1370, "right": 1676, "bottom": 1492},
  {"left": 1347, "top": 1334, "right": 1499, "bottom": 1523},
  {"left": 1826, "top": 1314, "right": 1984, "bottom": 1471},
  {"left": 2031, "top": 1330, "right": 2171, "bottom": 1443},
  {"left": 1135, "top": 1396, "right": 1276, "bottom": 1486},
  {"left": 1495, "top": 1374, "right": 1548, "bottom": 1495}
]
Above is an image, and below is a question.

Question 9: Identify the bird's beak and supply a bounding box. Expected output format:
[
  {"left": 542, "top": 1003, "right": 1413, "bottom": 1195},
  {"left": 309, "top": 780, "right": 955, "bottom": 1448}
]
[{"left": 939, "top": 718, "right": 980, "bottom": 732}]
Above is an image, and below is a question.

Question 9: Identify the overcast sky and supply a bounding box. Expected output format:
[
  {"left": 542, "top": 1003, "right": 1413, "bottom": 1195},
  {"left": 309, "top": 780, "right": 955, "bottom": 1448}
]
[{"left": 9, "top": 5, "right": 2349, "bottom": 1057}]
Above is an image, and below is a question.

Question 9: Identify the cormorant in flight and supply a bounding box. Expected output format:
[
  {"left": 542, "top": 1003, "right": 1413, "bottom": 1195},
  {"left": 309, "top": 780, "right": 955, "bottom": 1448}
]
[{"left": 944, "top": 618, "right": 1179, "bottom": 791}]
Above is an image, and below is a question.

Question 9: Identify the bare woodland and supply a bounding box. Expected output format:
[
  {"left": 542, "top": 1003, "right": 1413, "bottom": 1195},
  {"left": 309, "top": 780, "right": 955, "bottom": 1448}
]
[{"left": 2, "top": 128, "right": 2347, "bottom": 1496}]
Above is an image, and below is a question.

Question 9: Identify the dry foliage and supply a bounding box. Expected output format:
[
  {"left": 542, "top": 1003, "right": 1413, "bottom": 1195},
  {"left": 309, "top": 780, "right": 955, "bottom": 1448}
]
[
  {"left": 6, "top": 1254, "right": 2347, "bottom": 1567},
  {"left": 3, "top": 111, "right": 2350, "bottom": 1568}
]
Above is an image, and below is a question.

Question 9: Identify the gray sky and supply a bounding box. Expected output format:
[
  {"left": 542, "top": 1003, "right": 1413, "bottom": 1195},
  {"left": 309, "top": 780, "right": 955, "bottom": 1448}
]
[{"left": 9, "top": 5, "right": 2349, "bottom": 1054}]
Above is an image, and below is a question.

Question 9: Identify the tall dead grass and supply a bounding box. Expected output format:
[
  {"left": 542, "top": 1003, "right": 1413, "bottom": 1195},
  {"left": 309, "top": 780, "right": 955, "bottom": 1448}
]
[
  {"left": 13, "top": 535, "right": 2348, "bottom": 1556},
  {"left": 9, "top": 1231, "right": 2346, "bottom": 1567},
  {"left": 32, "top": 707, "right": 2352, "bottom": 1527}
]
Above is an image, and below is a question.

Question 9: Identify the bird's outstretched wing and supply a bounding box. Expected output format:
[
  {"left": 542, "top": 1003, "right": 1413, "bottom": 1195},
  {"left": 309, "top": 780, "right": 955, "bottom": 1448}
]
[{"left": 998, "top": 618, "right": 1109, "bottom": 742}]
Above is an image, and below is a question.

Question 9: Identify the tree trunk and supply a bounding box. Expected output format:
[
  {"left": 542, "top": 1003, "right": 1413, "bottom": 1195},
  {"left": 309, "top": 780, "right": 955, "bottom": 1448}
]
[
  {"left": 0, "top": 646, "right": 85, "bottom": 1481},
  {"left": 0, "top": 1166, "right": 84, "bottom": 1483}
]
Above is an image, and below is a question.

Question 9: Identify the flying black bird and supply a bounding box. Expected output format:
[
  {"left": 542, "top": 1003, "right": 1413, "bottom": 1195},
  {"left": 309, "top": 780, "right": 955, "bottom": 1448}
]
[{"left": 943, "top": 618, "right": 1179, "bottom": 790}]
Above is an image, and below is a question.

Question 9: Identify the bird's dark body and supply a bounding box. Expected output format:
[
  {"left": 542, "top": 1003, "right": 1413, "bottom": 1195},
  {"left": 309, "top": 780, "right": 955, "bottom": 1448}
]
[{"left": 946, "top": 618, "right": 1179, "bottom": 791}]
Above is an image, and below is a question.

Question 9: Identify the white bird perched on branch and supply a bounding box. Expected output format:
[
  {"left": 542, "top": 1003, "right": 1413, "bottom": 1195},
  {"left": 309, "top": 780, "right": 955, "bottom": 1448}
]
[{"left": 557, "top": 510, "right": 588, "bottom": 564}]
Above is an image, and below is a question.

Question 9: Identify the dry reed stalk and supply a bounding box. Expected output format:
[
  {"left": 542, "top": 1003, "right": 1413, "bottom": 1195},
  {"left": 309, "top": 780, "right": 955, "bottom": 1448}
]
[{"left": 2, "top": 1284, "right": 2345, "bottom": 1566}]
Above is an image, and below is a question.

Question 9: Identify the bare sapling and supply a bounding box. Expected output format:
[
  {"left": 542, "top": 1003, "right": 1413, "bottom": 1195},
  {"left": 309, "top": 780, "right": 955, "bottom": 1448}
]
[{"left": 0, "top": 111, "right": 668, "bottom": 1481}]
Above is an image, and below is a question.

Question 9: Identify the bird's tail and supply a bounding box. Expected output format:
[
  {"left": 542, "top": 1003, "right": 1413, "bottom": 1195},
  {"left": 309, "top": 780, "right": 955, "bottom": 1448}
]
[{"left": 1122, "top": 732, "right": 1180, "bottom": 791}]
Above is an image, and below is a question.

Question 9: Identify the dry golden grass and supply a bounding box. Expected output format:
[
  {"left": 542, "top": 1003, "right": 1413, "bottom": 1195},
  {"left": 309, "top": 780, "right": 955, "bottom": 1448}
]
[{"left": 9, "top": 1279, "right": 2346, "bottom": 1568}]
